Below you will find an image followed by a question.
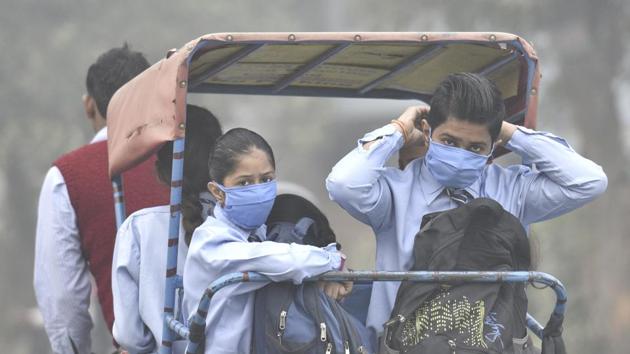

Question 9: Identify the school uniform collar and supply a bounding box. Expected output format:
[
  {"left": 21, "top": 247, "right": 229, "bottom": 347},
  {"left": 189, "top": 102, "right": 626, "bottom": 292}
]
[
  {"left": 90, "top": 127, "right": 108, "bottom": 144},
  {"left": 212, "top": 204, "right": 267, "bottom": 242},
  {"left": 418, "top": 159, "right": 481, "bottom": 205}
]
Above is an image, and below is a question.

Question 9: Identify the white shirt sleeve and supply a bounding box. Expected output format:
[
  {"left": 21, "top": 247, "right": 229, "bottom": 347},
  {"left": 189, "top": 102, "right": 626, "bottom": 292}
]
[
  {"left": 33, "top": 167, "right": 93, "bottom": 354},
  {"left": 112, "top": 217, "right": 156, "bottom": 353}
]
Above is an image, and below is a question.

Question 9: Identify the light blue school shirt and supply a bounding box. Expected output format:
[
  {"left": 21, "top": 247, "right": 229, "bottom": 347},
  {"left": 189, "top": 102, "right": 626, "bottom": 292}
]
[
  {"left": 182, "top": 205, "right": 343, "bottom": 354},
  {"left": 112, "top": 205, "right": 188, "bottom": 354},
  {"left": 326, "top": 124, "right": 607, "bottom": 338}
]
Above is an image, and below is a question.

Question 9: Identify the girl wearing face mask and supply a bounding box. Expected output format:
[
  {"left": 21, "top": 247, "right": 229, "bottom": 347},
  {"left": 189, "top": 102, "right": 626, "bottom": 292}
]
[{"left": 182, "top": 128, "right": 346, "bottom": 354}]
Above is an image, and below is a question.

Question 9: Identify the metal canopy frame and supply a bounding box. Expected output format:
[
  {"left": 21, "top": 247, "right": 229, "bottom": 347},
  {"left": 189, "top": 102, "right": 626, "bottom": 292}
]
[{"left": 107, "top": 32, "right": 540, "bottom": 178}]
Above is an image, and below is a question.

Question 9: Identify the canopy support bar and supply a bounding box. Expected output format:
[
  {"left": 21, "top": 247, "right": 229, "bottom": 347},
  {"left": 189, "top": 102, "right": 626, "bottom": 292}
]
[
  {"left": 358, "top": 44, "right": 446, "bottom": 95},
  {"left": 192, "top": 83, "right": 429, "bottom": 101},
  {"left": 272, "top": 43, "right": 351, "bottom": 94},
  {"left": 190, "top": 43, "right": 265, "bottom": 87},
  {"left": 112, "top": 175, "right": 126, "bottom": 229},
  {"left": 476, "top": 51, "right": 520, "bottom": 77}
]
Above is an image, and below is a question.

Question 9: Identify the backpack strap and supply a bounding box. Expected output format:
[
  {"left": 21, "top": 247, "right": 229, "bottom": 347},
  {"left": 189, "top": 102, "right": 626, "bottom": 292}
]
[
  {"left": 328, "top": 295, "right": 357, "bottom": 353},
  {"left": 293, "top": 217, "right": 317, "bottom": 241},
  {"left": 302, "top": 284, "right": 331, "bottom": 351}
]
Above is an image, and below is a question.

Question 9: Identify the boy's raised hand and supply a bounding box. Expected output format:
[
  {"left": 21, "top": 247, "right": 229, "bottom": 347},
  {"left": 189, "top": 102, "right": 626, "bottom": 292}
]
[{"left": 395, "top": 105, "right": 430, "bottom": 168}]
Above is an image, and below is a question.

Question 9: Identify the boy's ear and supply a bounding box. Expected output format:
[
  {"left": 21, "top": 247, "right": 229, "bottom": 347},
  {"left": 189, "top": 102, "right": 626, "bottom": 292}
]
[
  {"left": 420, "top": 119, "right": 431, "bottom": 140},
  {"left": 208, "top": 182, "right": 225, "bottom": 206},
  {"left": 83, "top": 94, "right": 97, "bottom": 121}
]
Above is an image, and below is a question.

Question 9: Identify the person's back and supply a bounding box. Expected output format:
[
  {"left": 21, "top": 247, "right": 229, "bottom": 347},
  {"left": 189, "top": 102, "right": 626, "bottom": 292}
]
[
  {"left": 112, "top": 105, "right": 222, "bottom": 353},
  {"left": 34, "top": 44, "right": 168, "bottom": 354}
]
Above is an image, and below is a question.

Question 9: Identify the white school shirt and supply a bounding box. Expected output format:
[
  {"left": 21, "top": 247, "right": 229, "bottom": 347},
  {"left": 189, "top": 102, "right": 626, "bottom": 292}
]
[
  {"left": 326, "top": 124, "right": 607, "bottom": 338},
  {"left": 34, "top": 127, "right": 107, "bottom": 354},
  {"left": 111, "top": 206, "right": 188, "bottom": 354},
  {"left": 182, "top": 205, "right": 344, "bottom": 354}
]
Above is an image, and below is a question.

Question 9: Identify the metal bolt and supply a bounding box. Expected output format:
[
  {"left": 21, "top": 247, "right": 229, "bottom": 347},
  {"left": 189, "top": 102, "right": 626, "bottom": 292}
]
[
  {"left": 226, "top": 34, "right": 233, "bottom": 41},
  {"left": 420, "top": 34, "right": 429, "bottom": 41},
  {"left": 354, "top": 34, "right": 362, "bottom": 41},
  {"left": 179, "top": 80, "right": 187, "bottom": 88},
  {"left": 489, "top": 34, "right": 497, "bottom": 41},
  {"left": 178, "top": 123, "right": 185, "bottom": 130},
  {"left": 530, "top": 88, "right": 537, "bottom": 95},
  {"left": 288, "top": 34, "right": 296, "bottom": 41}
]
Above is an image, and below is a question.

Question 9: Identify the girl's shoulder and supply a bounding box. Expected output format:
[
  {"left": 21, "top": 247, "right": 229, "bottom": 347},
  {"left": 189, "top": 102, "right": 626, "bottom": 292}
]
[
  {"left": 190, "top": 215, "right": 244, "bottom": 245},
  {"left": 118, "top": 205, "right": 170, "bottom": 235},
  {"left": 125, "top": 205, "right": 171, "bottom": 223}
]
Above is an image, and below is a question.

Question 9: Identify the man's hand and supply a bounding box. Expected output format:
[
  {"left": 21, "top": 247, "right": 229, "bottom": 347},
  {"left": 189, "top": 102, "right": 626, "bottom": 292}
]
[{"left": 496, "top": 121, "right": 518, "bottom": 147}]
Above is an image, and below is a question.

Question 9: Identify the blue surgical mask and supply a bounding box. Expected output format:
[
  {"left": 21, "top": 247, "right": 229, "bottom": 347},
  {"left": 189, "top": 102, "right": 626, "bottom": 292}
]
[
  {"left": 215, "top": 180, "right": 277, "bottom": 230},
  {"left": 425, "top": 134, "right": 492, "bottom": 189}
]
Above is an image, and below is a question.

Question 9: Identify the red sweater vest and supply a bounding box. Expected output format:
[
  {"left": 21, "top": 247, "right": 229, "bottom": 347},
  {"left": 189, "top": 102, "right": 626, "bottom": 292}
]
[{"left": 54, "top": 140, "right": 169, "bottom": 333}]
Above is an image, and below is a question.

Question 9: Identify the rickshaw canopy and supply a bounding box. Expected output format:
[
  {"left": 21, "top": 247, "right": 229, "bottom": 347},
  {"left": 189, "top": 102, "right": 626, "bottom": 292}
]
[{"left": 107, "top": 32, "right": 540, "bottom": 177}]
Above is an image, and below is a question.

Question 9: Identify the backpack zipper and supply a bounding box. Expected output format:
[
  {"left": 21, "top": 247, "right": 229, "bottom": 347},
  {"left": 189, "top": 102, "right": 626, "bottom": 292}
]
[
  {"left": 320, "top": 322, "right": 327, "bottom": 342},
  {"left": 344, "top": 341, "right": 350, "bottom": 354},
  {"left": 384, "top": 314, "right": 406, "bottom": 343},
  {"left": 325, "top": 342, "right": 333, "bottom": 354},
  {"left": 279, "top": 310, "right": 287, "bottom": 331},
  {"left": 277, "top": 309, "right": 287, "bottom": 344},
  {"left": 276, "top": 289, "right": 293, "bottom": 345}
]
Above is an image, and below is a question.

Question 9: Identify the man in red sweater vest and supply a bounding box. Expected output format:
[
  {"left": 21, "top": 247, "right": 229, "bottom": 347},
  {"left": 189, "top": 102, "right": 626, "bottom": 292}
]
[{"left": 34, "top": 45, "right": 169, "bottom": 354}]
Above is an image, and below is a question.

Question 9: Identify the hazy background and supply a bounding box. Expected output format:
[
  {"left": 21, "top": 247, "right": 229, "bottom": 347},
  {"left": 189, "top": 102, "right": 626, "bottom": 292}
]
[{"left": 1, "top": 0, "right": 629, "bottom": 352}]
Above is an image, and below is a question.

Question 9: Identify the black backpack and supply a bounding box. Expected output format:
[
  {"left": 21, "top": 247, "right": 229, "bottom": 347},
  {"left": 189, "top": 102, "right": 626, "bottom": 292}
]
[
  {"left": 381, "top": 198, "right": 534, "bottom": 354},
  {"left": 252, "top": 217, "right": 374, "bottom": 354}
]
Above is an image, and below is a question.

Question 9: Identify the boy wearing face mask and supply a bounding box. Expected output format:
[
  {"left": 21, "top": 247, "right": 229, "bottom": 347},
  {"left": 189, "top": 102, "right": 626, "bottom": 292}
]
[{"left": 326, "top": 72, "right": 608, "bottom": 340}]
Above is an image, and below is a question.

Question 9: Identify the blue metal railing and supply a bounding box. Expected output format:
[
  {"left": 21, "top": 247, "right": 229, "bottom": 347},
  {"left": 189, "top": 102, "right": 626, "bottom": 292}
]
[
  {"left": 159, "top": 137, "right": 187, "bottom": 354},
  {"left": 112, "top": 175, "right": 126, "bottom": 229},
  {"left": 172, "top": 270, "right": 567, "bottom": 353}
]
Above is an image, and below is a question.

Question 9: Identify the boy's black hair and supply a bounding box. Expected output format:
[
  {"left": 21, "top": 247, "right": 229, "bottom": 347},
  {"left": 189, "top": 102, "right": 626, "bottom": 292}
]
[
  {"left": 427, "top": 73, "right": 505, "bottom": 142},
  {"left": 85, "top": 43, "right": 150, "bottom": 118},
  {"left": 266, "top": 194, "right": 336, "bottom": 248}
]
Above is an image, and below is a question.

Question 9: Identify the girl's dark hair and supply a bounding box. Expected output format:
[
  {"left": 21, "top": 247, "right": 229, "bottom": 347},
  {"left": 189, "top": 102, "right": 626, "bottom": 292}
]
[
  {"left": 156, "top": 105, "right": 222, "bottom": 245},
  {"left": 208, "top": 128, "right": 275, "bottom": 184},
  {"left": 427, "top": 72, "right": 505, "bottom": 142},
  {"left": 266, "top": 194, "right": 337, "bottom": 247}
]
